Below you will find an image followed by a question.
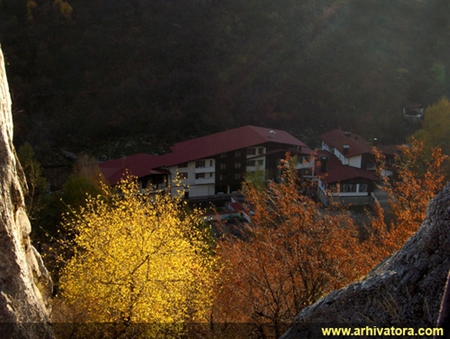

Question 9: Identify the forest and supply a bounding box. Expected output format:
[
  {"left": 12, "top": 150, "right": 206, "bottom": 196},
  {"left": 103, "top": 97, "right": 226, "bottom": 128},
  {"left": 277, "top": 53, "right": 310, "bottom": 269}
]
[{"left": 1, "top": 0, "right": 450, "bottom": 165}]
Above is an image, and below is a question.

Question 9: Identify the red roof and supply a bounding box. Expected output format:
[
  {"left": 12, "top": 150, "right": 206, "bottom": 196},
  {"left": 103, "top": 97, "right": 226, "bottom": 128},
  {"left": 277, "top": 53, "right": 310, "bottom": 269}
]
[
  {"left": 317, "top": 150, "right": 379, "bottom": 184},
  {"left": 158, "top": 125, "right": 312, "bottom": 167},
  {"left": 99, "top": 153, "right": 169, "bottom": 184},
  {"left": 99, "top": 126, "right": 312, "bottom": 184},
  {"left": 320, "top": 129, "right": 374, "bottom": 158}
]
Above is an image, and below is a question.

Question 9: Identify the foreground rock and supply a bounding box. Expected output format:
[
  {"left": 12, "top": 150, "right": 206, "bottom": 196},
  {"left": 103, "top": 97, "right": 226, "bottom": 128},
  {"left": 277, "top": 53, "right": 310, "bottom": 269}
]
[
  {"left": 281, "top": 184, "right": 450, "bottom": 338},
  {"left": 0, "top": 47, "right": 54, "bottom": 338}
]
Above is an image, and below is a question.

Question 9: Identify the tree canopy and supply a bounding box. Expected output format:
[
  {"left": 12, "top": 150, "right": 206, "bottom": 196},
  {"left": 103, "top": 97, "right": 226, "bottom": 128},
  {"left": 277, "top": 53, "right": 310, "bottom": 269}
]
[
  {"left": 412, "top": 97, "right": 450, "bottom": 155},
  {"left": 54, "top": 178, "right": 218, "bottom": 338},
  {"left": 213, "top": 155, "right": 372, "bottom": 337}
]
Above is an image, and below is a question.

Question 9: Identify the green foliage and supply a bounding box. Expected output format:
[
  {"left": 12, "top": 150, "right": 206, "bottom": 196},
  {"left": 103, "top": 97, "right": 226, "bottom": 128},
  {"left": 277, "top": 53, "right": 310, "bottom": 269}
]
[
  {"left": 61, "top": 173, "right": 102, "bottom": 209},
  {"left": 430, "top": 62, "right": 446, "bottom": 85},
  {"left": 54, "top": 178, "right": 218, "bottom": 338},
  {"left": 17, "top": 142, "right": 48, "bottom": 220},
  {"left": 412, "top": 97, "right": 450, "bottom": 155},
  {"left": 243, "top": 169, "right": 266, "bottom": 191}
]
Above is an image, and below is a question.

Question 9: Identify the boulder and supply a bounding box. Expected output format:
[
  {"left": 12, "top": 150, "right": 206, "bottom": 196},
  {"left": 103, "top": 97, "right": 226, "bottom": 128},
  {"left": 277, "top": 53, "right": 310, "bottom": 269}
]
[
  {"left": 281, "top": 183, "right": 450, "bottom": 338},
  {"left": 0, "top": 46, "right": 54, "bottom": 338}
]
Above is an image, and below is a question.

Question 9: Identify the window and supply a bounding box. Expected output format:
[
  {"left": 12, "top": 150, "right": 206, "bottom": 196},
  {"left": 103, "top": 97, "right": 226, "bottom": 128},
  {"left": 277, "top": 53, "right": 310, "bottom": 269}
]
[
  {"left": 220, "top": 163, "right": 226, "bottom": 170},
  {"left": 359, "top": 183, "right": 368, "bottom": 192},
  {"left": 235, "top": 150, "right": 241, "bottom": 157},
  {"left": 367, "top": 161, "right": 376, "bottom": 170},
  {"left": 257, "top": 159, "right": 264, "bottom": 166},
  {"left": 247, "top": 160, "right": 256, "bottom": 166},
  {"left": 234, "top": 162, "right": 241, "bottom": 169},
  {"left": 341, "top": 183, "right": 356, "bottom": 192},
  {"left": 247, "top": 148, "right": 256, "bottom": 156},
  {"left": 178, "top": 163, "right": 188, "bottom": 168},
  {"left": 210, "top": 160, "right": 213, "bottom": 167},
  {"left": 195, "top": 160, "right": 206, "bottom": 168},
  {"left": 220, "top": 153, "right": 227, "bottom": 159},
  {"left": 258, "top": 147, "right": 264, "bottom": 154},
  {"left": 234, "top": 173, "right": 241, "bottom": 180},
  {"left": 195, "top": 173, "right": 205, "bottom": 179}
]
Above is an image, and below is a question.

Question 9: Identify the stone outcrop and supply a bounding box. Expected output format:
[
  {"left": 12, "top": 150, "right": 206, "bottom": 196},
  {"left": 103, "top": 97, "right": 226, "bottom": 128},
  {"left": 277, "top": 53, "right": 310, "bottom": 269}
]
[
  {"left": 281, "top": 183, "right": 450, "bottom": 339},
  {"left": 0, "top": 46, "right": 54, "bottom": 338}
]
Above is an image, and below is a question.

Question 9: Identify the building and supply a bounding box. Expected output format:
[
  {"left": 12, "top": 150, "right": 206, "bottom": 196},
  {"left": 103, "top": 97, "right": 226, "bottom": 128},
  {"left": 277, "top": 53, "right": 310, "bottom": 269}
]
[
  {"left": 99, "top": 125, "right": 313, "bottom": 200},
  {"left": 316, "top": 129, "right": 397, "bottom": 206},
  {"left": 403, "top": 103, "right": 425, "bottom": 121}
]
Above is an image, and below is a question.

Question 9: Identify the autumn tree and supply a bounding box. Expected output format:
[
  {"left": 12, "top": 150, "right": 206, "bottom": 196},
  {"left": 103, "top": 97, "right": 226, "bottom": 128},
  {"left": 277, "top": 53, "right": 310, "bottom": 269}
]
[
  {"left": 53, "top": 177, "right": 218, "bottom": 338},
  {"left": 368, "top": 139, "right": 448, "bottom": 258},
  {"left": 213, "top": 155, "right": 371, "bottom": 338},
  {"left": 412, "top": 97, "right": 450, "bottom": 155}
]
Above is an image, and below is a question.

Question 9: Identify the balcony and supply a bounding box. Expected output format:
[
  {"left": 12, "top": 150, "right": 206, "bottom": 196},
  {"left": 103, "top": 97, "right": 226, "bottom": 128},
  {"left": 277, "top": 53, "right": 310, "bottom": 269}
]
[{"left": 194, "top": 173, "right": 215, "bottom": 185}]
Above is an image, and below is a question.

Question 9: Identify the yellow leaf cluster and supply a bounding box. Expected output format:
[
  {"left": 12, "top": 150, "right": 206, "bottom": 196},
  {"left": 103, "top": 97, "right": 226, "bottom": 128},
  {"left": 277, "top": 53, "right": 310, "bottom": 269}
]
[{"left": 56, "top": 177, "right": 217, "bottom": 335}]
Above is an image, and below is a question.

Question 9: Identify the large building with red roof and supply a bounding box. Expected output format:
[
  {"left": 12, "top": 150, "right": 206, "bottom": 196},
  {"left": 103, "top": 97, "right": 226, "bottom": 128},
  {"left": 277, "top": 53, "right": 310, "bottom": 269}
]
[{"left": 99, "top": 125, "right": 313, "bottom": 199}]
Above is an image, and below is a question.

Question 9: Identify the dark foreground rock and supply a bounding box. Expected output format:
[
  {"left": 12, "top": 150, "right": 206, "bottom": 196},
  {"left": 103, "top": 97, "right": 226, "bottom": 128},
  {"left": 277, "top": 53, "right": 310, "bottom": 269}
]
[
  {"left": 0, "top": 46, "right": 54, "bottom": 338},
  {"left": 281, "top": 183, "right": 450, "bottom": 339}
]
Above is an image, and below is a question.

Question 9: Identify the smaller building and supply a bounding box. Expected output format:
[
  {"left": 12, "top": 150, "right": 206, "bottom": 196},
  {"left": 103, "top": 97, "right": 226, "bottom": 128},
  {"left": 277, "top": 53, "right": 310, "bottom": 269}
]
[
  {"left": 403, "top": 103, "right": 424, "bottom": 120},
  {"left": 317, "top": 129, "right": 397, "bottom": 206}
]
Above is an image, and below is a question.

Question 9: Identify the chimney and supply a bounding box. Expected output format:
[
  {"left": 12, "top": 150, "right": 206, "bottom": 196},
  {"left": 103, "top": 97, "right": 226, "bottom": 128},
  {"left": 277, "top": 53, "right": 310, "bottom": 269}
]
[{"left": 343, "top": 145, "right": 350, "bottom": 155}]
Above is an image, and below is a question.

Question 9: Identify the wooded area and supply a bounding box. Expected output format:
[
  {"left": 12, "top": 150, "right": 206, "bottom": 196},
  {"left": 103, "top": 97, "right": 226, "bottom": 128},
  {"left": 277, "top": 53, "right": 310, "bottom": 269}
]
[{"left": 1, "top": 0, "right": 450, "bottom": 162}]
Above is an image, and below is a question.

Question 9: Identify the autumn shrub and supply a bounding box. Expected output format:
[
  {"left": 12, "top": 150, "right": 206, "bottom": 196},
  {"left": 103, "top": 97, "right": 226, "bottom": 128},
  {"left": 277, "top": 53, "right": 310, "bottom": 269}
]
[{"left": 53, "top": 177, "right": 218, "bottom": 339}]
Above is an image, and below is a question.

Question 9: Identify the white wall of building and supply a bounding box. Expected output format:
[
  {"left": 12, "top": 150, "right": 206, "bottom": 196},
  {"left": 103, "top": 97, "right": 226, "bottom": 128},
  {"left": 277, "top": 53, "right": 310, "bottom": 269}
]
[{"left": 169, "top": 158, "right": 216, "bottom": 198}]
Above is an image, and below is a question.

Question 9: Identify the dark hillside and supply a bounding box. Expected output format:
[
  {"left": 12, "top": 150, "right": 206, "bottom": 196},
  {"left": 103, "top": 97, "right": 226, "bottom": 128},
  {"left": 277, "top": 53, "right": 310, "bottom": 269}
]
[{"left": 1, "top": 0, "right": 449, "bottom": 162}]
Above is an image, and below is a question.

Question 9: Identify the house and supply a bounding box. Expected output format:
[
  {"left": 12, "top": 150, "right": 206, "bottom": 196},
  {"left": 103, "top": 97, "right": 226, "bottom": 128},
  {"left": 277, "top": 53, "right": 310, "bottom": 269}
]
[
  {"left": 99, "top": 125, "right": 313, "bottom": 200},
  {"left": 403, "top": 103, "right": 424, "bottom": 120},
  {"left": 98, "top": 153, "right": 170, "bottom": 190},
  {"left": 316, "top": 129, "right": 397, "bottom": 206}
]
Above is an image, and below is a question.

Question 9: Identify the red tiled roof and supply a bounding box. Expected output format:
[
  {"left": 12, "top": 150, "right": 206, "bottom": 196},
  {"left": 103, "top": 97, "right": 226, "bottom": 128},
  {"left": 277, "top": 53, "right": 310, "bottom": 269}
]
[
  {"left": 158, "top": 125, "right": 312, "bottom": 167},
  {"left": 99, "top": 126, "right": 312, "bottom": 184},
  {"left": 99, "top": 153, "right": 169, "bottom": 184},
  {"left": 317, "top": 150, "right": 379, "bottom": 184},
  {"left": 320, "top": 129, "right": 374, "bottom": 158}
]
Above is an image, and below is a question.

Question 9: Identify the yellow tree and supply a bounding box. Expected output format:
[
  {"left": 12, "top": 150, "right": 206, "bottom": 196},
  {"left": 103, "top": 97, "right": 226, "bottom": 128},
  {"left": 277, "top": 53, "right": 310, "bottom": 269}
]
[{"left": 54, "top": 177, "right": 218, "bottom": 338}]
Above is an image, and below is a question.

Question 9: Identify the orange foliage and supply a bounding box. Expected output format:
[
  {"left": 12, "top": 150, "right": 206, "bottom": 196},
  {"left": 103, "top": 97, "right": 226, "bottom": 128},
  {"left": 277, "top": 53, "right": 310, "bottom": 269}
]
[
  {"left": 368, "top": 139, "right": 448, "bottom": 258},
  {"left": 212, "top": 145, "right": 447, "bottom": 336},
  {"left": 213, "top": 155, "right": 372, "bottom": 337}
]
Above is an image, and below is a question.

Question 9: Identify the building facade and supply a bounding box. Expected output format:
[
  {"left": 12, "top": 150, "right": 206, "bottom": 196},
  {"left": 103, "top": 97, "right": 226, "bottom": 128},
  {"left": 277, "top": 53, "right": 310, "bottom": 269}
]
[
  {"left": 99, "top": 125, "right": 313, "bottom": 200},
  {"left": 317, "top": 129, "right": 397, "bottom": 206}
]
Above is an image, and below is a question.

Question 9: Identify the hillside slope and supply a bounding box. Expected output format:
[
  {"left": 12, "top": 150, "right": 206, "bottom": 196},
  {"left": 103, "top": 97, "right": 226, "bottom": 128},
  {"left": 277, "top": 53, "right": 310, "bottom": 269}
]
[{"left": 0, "top": 0, "right": 449, "bottom": 160}]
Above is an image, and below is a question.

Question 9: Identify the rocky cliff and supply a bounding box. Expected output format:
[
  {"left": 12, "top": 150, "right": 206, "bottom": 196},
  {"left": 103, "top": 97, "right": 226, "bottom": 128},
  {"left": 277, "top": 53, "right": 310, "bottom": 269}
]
[
  {"left": 0, "top": 46, "right": 54, "bottom": 338},
  {"left": 281, "top": 183, "right": 450, "bottom": 338}
]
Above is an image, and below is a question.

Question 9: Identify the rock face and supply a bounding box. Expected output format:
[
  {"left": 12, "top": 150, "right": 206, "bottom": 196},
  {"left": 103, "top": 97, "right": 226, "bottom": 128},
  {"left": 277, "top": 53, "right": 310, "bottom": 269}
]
[
  {"left": 0, "top": 47, "right": 54, "bottom": 338},
  {"left": 281, "top": 183, "right": 450, "bottom": 338}
]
